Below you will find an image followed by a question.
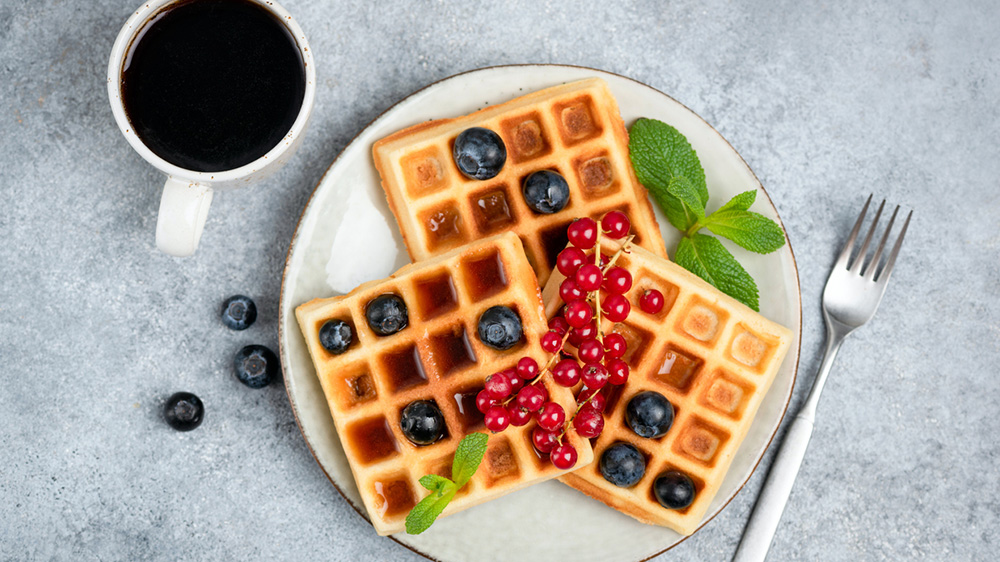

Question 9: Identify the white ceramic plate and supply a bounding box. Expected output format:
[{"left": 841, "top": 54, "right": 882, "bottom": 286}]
[{"left": 278, "top": 65, "right": 801, "bottom": 561}]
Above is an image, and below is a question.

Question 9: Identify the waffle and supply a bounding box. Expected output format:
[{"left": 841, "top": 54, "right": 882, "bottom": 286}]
[
  {"left": 372, "top": 77, "right": 667, "bottom": 287},
  {"left": 295, "top": 232, "right": 593, "bottom": 536},
  {"left": 541, "top": 238, "right": 792, "bottom": 535}
]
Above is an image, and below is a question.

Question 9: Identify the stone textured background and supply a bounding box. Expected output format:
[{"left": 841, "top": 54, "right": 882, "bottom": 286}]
[{"left": 1, "top": 0, "right": 998, "bottom": 560}]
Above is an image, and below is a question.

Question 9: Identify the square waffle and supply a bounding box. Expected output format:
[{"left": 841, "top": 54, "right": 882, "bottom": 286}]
[
  {"left": 541, "top": 239, "right": 792, "bottom": 535},
  {"left": 295, "top": 232, "right": 593, "bottom": 535},
  {"left": 372, "top": 77, "right": 667, "bottom": 286}
]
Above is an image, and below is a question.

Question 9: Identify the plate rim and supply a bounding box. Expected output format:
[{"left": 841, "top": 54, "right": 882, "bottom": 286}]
[{"left": 278, "top": 63, "right": 802, "bottom": 561}]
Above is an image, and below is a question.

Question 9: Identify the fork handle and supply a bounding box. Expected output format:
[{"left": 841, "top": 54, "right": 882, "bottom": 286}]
[{"left": 731, "top": 414, "right": 815, "bottom": 562}]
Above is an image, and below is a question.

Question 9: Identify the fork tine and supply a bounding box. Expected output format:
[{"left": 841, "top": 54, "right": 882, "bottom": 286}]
[
  {"left": 836, "top": 194, "right": 872, "bottom": 269},
  {"left": 850, "top": 199, "right": 885, "bottom": 273},
  {"left": 876, "top": 210, "right": 912, "bottom": 284},
  {"left": 864, "top": 205, "right": 899, "bottom": 279}
]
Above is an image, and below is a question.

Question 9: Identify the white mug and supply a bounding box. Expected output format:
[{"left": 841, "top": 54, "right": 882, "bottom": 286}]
[{"left": 106, "top": 0, "right": 316, "bottom": 257}]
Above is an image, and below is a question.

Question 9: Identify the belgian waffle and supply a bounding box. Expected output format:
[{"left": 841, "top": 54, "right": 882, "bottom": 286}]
[
  {"left": 541, "top": 238, "right": 792, "bottom": 535},
  {"left": 295, "top": 232, "right": 593, "bottom": 535},
  {"left": 372, "top": 78, "right": 667, "bottom": 286}
]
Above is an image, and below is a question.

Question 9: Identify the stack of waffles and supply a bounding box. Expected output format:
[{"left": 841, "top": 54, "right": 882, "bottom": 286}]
[{"left": 540, "top": 239, "right": 792, "bottom": 535}]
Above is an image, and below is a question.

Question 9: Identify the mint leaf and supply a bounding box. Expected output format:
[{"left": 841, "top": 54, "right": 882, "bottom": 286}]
[
  {"left": 629, "top": 118, "right": 708, "bottom": 204},
  {"left": 451, "top": 432, "right": 488, "bottom": 488},
  {"left": 675, "top": 234, "right": 760, "bottom": 311},
  {"left": 419, "top": 474, "right": 454, "bottom": 492},
  {"left": 667, "top": 176, "right": 706, "bottom": 224},
  {"left": 715, "top": 190, "right": 756, "bottom": 213},
  {"left": 703, "top": 210, "right": 785, "bottom": 254},
  {"left": 405, "top": 484, "right": 457, "bottom": 535}
]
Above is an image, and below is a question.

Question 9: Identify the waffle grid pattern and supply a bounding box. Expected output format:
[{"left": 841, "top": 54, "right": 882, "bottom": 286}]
[
  {"left": 296, "top": 233, "right": 592, "bottom": 535},
  {"left": 373, "top": 78, "right": 667, "bottom": 286},
  {"left": 541, "top": 240, "right": 792, "bottom": 535}
]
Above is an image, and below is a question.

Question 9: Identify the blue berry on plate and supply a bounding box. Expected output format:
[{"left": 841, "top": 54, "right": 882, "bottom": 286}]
[
  {"left": 477, "top": 305, "right": 523, "bottom": 350},
  {"left": 233, "top": 345, "right": 279, "bottom": 389},
  {"left": 625, "top": 391, "right": 674, "bottom": 438},
  {"left": 365, "top": 294, "right": 408, "bottom": 336},
  {"left": 453, "top": 127, "right": 506, "bottom": 180},
  {"left": 221, "top": 295, "right": 256, "bottom": 330},
  {"left": 319, "top": 319, "right": 353, "bottom": 354},
  {"left": 600, "top": 442, "right": 646, "bottom": 487},
  {"left": 400, "top": 400, "right": 446, "bottom": 445},
  {"left": 522, "top": 170, "right": 570, "bottom": 214},
  {"left": 164, "top": 392, "right": 204, "bottom": 431},
  {"left": 653, "top": 471, "right": 696, "bottom": 509}
]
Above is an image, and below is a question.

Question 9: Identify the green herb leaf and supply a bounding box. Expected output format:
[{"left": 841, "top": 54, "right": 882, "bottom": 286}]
[
  {"left": 451, "top": 432, "right": 489, "bottom": 487},
  {"left": 715, "top": 190, "right": 757, "bottom": 213},
  {"left": 419, "top": 474, "right": 454, "bottom": 492},
  {"left": 629, "top": 118, "right": 708, "bottom": 204},
  {"left": 702, "top": 210, "right": 786, "bottom": 254},
  {"left": 675, "top": 233, "right": 760, "bottom": 311},
  {"left": 667, "top": 175, "right": 706, "bottom": 224},
  {"left": 405, "top": 484, "right": 457, "bottom": 535}
]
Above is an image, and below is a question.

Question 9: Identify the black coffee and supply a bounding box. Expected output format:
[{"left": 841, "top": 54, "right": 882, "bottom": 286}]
[{"left": 121, "top": 0, "right": 306, "bottom": 172}]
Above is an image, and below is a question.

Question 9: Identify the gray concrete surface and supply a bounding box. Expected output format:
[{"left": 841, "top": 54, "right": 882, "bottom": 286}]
[{"left": 2, "top": 0, "right": 998, "bottom": 560}]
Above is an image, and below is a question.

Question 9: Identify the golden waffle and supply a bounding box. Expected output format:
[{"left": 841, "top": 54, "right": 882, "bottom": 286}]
[
  {"left": 541, "top": 239, "right": 792, "bottom": 535},
  {"left": 295, "top": 232, "right": 593, "bottom": 535},
  {"left": 372, "top": 78, "right": 666, "bottom": 286}
]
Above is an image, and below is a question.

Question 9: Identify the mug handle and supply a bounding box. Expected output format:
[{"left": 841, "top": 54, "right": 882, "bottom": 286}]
[{"left": 155, "top": 178, "right": 214, "bottom": 257}]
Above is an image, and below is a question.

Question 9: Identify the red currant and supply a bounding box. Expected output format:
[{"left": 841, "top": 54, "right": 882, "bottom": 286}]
[
  {"left": 550, "top": 443, "right": 579, "bottom": 469},
  {"left": 516, "top": 357, "right": 539, "bottom": 380},
  {"left": 582, "top": 389, "right": 607, "bottom": 413},
  {"left": 568, "top": 320, "right": 598, "bottom": 347},
  {"left": 559, "top": 278, "right": 586, "bottom": 302},
  {"left": 567, "top": 217, "right": 598, "bottom": 249},
  {"left": 573, "top": 408, "right": 604, "bottom": 438},
  {"left": 602, "top": 267, "right": 632, "bottom": 294},
  {"left": 508, "top": 371, "right": 525, "bottom": 393},
  {"left": 581, "top": 362, "right": 609, "bottom": 390},
  {"left": 552, "top": 358, "right": 582, "bottom": 387},
  {"left": 577, "top": 385, "right": 599, "bottom": 404},
  {"left": 603, "top": 332, "right": 627, "bottom": 359},
  {"left": 484, "top": 405, "right": 511, "bottom": 432},
  {"left": 516, "top": 384, "right": 547, "bottom": 412},
  {"left": 575, "top": 264, "right": 603, "bottom": 291},
  {"left": 577, "top": 338, "right": 604, "bottom": 363},
  {"left": 548, "top": 316, "right": 570, "bottom": 335},
  {"left": 509, "top": 406, "right": 533, "bottom": 427},
  {"left": 532, "top": 426, "right": 559, "bottom": 454},
  {"left": 540, "top": 331, "right": 563, "bottom": 353},
  {"left": 485, "top": 372, "right": 512, "bottom": 399},
  {"left": 639, "top": 289, "right": 665, "bottom": 314},
  {"left": 563, "top": 300, "right": 593, "bottom": 328},
  {"left": 601, "top": 211, "right": 631, "bottom": 239},
  {"left": 606, "top": 358, "right": 629, "bottom": 385},
  {"left": 602, "top": 293, "right": 631, "bottom": 322},
  {"left": 556, "top": 247, "right": 587, "bottom": 277},
  {"left": 536, "top": 402, "right": 566, "bottom": 432},
  {"left": 476, "top": 389, "right": 496, "bottom": 413}
]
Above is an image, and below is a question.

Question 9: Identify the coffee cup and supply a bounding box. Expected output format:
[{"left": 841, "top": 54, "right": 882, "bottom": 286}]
[{"left": 107, "top": 0, "right": 316, "bottom": 256}]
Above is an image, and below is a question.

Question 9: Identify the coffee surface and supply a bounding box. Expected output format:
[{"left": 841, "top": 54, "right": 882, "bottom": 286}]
[{"left": 122, "top": 0, "right": 305, "bottom": 172}]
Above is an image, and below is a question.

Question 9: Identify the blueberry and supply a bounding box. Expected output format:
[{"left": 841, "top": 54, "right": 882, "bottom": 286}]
[
  {"left": 625, "top": 391, "right": 674, "bottom": 438},
  {"left": 221, "top": 295, "right": 256, "bottom": 330},
  {"left": 522, "top": 170, "right": 570, "bottom": 214},
  {"left": 477, "top": 305, "right": 523, "bottom": 350},
  {"left": 400, "top": 400, "right": 446, "bottom": 445},
  {"left": 365, "top": 294, "right": 408, "bottom": 336},
  {"left": 233, "top": 344, "right": 279, "bottom": 389},
  {"left": 599, "top": 442, "right": 646, "bottom": 487},
  {"left": 319, "top": 319, "right": 353, "bottom": 354},
  {"left": 453, "top": 127, "right": 506, "bottom": 180},
  {"left": 653, "top": 471, "right": 696, "bottom": 510},
  {"left": 164, "top": 392, "right": 204, "bottom": 431}
]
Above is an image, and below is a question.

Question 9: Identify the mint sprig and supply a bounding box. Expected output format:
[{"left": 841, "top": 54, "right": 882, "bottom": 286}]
[
  {"left": 628, "top": 118, "right": 786, "bottom": 311},
  {"left": 405, "top": 433, "right": 488, "bottom": 535}
]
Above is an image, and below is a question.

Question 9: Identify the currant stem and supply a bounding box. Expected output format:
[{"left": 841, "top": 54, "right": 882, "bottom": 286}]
[{"left": 593, "top": 228, "right": 604, "bottom": 345}]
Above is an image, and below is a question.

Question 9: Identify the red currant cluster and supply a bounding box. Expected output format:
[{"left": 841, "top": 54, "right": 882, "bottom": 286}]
[{"left": 476, "top": 211, "right": 662, "bottom": 471}]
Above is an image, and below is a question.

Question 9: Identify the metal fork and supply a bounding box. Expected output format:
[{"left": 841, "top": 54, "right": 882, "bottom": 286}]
[{"left": 732, "top": 195, "right": 912, "bottom": 562}]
